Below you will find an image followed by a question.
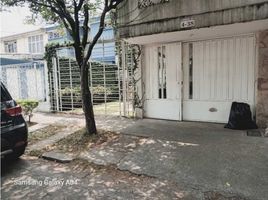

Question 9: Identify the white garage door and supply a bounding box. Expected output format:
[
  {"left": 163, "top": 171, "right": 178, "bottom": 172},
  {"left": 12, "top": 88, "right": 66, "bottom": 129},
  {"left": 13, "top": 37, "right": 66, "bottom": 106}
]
[
  {"left": 182, "top": 35, "right": 256, "bottom": 123},
  {"left": 144, "top": 43, "right": 182, "bottom": 120}
]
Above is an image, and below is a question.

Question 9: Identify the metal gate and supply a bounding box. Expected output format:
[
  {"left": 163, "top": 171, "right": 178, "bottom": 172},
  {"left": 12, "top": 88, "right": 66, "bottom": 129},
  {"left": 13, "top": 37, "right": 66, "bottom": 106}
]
[{"left": 49, "top": 44, "right": 137, "bottom": 117}]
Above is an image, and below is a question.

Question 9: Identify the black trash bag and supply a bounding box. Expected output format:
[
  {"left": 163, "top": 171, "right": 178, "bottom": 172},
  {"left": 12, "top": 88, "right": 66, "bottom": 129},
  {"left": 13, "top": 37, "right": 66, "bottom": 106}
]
[{"left": 225, "top": 102, "right": 258, "bottom": 130}]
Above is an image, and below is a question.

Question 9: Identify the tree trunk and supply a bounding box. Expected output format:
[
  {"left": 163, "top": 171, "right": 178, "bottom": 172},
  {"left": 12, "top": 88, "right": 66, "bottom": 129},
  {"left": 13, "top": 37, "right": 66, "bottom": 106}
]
[{"left": 81, "top": 63, "right": 97, "bottom": 135}]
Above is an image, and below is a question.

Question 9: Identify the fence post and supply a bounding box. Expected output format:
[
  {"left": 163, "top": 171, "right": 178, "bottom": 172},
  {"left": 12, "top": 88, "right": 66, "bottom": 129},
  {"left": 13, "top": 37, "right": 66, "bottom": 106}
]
[
  {"left": 57, "top": 56, "right": 62, "bottom": 111},
  {"left": 121, "top": 41, "right": 127, "bottom": 117},
  {"left": 69, "top": 58, "right": 74, "bottom": 111},
  {"left": 43, "top": 61, "right": 50, "bottom": 109},
  {"left": 52, "top": 57, "right": 59, "bottom": 111},
  {"left": 103, "top": 38, "right": 107, "bottom": 115},
  {"left": 117, "top": 60, "right": 122, "bottom": 116}
]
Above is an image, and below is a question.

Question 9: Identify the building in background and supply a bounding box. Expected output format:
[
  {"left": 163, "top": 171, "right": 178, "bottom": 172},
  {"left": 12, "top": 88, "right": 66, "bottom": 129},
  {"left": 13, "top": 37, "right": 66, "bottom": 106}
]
[
  {"left": 90, "top": 16, "right": 116, "bottom": 64},
  {"left": 0, "top": 28, "right": 47, "bottom": 60},
  {"left": 116, "top": 0, "right": 268, "bottom": 127},
  {"left": 0, "top": 16, "right": 116, "bottom": 112},
  {"left": 0, "top": 16, "right": 116, "bottom": 63}
]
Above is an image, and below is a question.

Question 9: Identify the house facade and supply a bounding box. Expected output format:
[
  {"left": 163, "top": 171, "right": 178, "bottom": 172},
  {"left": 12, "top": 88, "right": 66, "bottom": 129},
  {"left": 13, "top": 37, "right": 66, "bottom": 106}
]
[
  {"left": 0, "top": 16, "right": 116, "bottom": 63},
  {"left": 0, "top": 28, "right": 47, "bottom": 60},
  {"left": 116, "top": 0, "right": 268, "bottom": 127}
]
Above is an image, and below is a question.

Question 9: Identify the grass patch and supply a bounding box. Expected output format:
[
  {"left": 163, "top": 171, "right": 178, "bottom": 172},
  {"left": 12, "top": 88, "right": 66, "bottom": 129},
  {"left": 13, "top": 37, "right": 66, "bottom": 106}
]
[{"left": 28, "top": 124, "right": 65, "bottom": 145}]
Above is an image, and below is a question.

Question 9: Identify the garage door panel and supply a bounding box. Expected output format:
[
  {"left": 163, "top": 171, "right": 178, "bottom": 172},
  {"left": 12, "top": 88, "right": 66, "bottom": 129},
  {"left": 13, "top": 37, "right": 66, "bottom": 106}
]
[
  {"left": 183, "top": 100, "right": 255, "bottom": 123},
  {"left": 144, "top": 43, "right": 182, "bottom": 120},
  {"left": 145, "top": 100, "right": 181, "bottom": 120},
  {"left": 183, "top": 35, "right": 255, "bottom": 123},
  {"left": 183, "top": 101, "right": 232, "bottom": 123}
]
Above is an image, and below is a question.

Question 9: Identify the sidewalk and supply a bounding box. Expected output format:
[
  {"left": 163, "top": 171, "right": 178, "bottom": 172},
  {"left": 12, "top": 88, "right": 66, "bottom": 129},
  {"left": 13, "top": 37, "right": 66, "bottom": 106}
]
[{"left": 28, "top": 112, "right": 268, "bottom": 200}]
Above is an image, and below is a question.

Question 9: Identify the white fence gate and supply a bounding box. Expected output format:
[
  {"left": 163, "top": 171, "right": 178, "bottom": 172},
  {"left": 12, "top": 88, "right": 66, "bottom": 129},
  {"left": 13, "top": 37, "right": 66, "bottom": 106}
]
[
  {"left": 49, "top": 57, "right": 121, "bottom": 115},
  {"left": 49, "top": 44, "right": 137, "bottom": 117},
  {"left": 0, "top": 61, "right": 47, "bottom": 101}
]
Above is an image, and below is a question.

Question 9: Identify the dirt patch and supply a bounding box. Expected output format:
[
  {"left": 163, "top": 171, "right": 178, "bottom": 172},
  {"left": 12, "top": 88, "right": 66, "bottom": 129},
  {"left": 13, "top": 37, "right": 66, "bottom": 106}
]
[
  {"left": 27, "top": 149, "right": 44, "bottom": 157},
  {"left": 43, "top": 128, "right": 119, "bottom": 156},
  {"left": 26, "top": 122, "right": 38, "bottom": 127},
  {"left": 204, "top": 191, "right": 247, "bottom": 200},
  {"left": 28, "top": 124, "right": 65, "bottom": 146}
]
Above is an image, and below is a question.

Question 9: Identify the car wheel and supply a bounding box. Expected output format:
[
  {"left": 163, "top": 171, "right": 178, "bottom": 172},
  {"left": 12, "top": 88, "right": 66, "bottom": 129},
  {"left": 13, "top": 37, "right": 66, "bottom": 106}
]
[{"left": 11, "top": 146, "right": 26, "bottom": 159}]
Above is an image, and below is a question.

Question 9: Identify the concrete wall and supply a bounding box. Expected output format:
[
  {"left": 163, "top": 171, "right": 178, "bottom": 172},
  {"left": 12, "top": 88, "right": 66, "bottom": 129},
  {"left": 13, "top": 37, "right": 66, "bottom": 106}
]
[
  {"left": 117, "top": 0, "right": 268, "bottom": 38},
  {"left": 257, "top": 30, "right": 268, "bottom": 128}
]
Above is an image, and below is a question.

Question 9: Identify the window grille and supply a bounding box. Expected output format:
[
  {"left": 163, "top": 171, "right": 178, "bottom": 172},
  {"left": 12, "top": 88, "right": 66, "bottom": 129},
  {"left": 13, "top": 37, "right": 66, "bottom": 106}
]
[{"left": 138, "top": 0, "right": 169, "bottom": 9}]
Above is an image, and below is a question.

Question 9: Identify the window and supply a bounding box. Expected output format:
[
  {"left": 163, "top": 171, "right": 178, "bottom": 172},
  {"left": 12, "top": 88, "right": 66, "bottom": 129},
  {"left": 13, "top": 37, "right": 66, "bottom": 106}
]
[
  {"left": 4, "top": 40, "right": 17, "bottom": 53},
  {"left": 48, "top": 31, "right": 61, "bottom": 40},
  {"left": 28, "top": 35, "right": 44, "bottom": 53},
  {"left": 158, "top": 46, "right": 167, "bottom": 99},
  {"left": 189, "top": 43, "right": 193, "bottom": 99}
]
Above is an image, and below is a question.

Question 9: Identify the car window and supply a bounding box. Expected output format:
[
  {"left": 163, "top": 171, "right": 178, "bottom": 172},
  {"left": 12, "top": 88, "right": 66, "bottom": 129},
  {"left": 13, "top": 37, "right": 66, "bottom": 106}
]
[{"left": 1, "top": 84, "right": 12, "bottom": 102}]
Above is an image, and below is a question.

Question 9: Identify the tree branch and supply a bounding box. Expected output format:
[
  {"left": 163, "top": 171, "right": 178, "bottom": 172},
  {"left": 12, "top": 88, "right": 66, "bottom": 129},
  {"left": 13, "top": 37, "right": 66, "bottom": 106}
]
[
  {"left": 83, "top": 0, "right": 109, "bottom": 65},
  {"left": 77, "top": 0, "right": 84, "bottom": 10},
  {"left": 73, "top": 0, "right": 81, "bottom": 47},
  {"left": 83, "top": 0, "right": 124, "bottom": 65},
  {"left": 82, "top": 4, "right": 89, "bottom": 49}
]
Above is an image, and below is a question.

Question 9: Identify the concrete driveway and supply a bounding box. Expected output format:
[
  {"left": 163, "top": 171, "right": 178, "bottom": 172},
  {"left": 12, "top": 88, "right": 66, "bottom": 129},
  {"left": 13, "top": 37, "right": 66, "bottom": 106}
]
[{"left": 84, "top": 117, "right": 268, "bottom": 200}]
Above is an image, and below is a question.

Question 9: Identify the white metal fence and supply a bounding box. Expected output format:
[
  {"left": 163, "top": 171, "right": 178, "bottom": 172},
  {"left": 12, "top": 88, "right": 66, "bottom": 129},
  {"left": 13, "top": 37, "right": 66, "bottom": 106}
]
[
  {"left": 49, "top": 57, "right": 121, "bottom": 115},
  {"left": 0, "top": 61, "right": 47, "bottom": 101},
  {"left": 49, "top": 44, "right": 136, "bottom": 117}
]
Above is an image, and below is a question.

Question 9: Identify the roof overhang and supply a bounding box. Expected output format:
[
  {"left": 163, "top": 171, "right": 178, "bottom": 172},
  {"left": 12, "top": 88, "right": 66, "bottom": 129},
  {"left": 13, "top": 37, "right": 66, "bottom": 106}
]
[{"left": 124, "top": 19, "right": 268, "bottom": 45}]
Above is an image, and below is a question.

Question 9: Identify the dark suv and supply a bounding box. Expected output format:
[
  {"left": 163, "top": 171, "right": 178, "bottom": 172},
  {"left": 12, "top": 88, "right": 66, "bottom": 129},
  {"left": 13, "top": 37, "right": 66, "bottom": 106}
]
[{"left": 1, "top": 82, "right": 28, "bottom": 159}]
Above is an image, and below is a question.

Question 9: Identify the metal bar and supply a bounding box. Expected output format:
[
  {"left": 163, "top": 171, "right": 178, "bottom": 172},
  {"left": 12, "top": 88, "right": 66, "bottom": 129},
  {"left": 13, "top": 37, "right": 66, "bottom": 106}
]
[
  {"left": 69, "top": 58, "right": 74, "bottom": 110},
  {"left": 57, "top": 55, "right": 62, "bottom": 111},
  {"left": 90, "top": 62, "right": 93, "bottom": 104},
  {"left": 52, "top": 57, "right": 59, "bottom": 111},
  {"left": 49, "top": 71, "right": 53, "bottom": 110},
  {"left": 117, "top": 52, "right": 122, "bottom": 116},
  {"left": 121, "top": 41, "right": 127, "bottom": 117},
  {"left": 43, "top": 61, "right": 49, "bottom": 103},
  {"left": 103, "top": 38, "right": 107, "bottom": 115}
]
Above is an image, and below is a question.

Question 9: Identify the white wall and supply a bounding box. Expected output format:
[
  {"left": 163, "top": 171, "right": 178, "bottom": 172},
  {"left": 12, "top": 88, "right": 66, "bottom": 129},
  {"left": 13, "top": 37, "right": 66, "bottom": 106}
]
[{"left": 0, "top": 29, "right": 48, "bottom": 55}]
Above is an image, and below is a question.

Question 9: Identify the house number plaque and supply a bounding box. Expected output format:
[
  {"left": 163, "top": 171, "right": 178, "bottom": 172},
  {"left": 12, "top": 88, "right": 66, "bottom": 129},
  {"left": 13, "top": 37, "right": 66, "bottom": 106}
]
[{"left": 180, "top": 19, "right": 196, "bottom": 29}]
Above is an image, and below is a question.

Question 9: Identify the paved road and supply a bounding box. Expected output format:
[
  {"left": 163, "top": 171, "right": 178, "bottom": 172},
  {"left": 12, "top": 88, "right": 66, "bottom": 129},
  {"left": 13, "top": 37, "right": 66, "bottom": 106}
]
[{"left": 1, "top": 156, "right": 204, "bottom": 200}]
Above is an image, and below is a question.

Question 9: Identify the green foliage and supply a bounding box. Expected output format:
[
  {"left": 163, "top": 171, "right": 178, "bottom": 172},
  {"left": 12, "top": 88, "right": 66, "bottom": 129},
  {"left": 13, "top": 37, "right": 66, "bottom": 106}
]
[
  {"left": 44, "top": 42, "right": 74, "bottom": 73},
  {"left": 93, "top": 85, "right": 112, "bottom": 96},
  {"left": 17, "top": 99, "right": 39, "bottom": 123},
  {"left": 61, "top": 85, "right": 112, "bottom": 99},
  {"left": 61, "top": 86, "right": 81, "bottom": 103}
]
